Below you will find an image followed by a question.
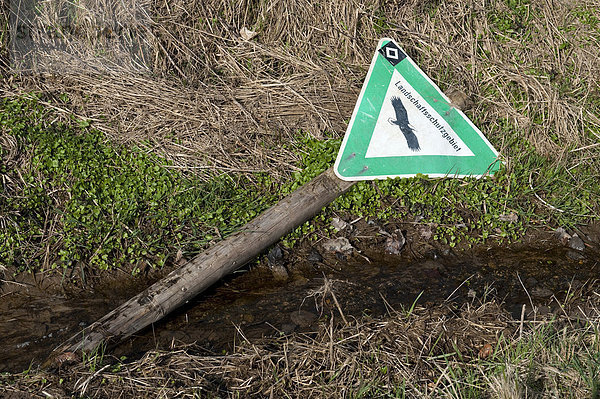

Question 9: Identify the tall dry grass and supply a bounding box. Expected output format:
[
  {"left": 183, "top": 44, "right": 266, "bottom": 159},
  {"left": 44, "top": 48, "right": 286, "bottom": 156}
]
[{"left": 1, "top": 0, "right": 598, "bottom": 180}]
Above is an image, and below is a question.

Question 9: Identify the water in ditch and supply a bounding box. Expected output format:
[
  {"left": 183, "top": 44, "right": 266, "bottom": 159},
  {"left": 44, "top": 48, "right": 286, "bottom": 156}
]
[{"left": 1, "top": 239, "right": 598, "bottom": 372}]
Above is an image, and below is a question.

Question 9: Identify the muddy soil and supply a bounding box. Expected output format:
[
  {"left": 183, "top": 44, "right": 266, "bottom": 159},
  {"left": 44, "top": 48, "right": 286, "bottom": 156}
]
[{"left": 1, "top": 222, "right": 599, "bottom": 373}]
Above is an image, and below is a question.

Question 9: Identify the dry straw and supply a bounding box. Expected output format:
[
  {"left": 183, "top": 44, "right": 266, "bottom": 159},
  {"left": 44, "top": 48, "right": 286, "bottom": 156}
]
[{"left": 1, "top": 0, "right": 598, "bottom": 180}]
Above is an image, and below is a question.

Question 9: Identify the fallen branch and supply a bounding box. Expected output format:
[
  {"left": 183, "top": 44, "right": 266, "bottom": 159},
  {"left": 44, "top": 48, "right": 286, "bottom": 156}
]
[{"left": 44, "top": 167, "right": 354, "bottom": 367}]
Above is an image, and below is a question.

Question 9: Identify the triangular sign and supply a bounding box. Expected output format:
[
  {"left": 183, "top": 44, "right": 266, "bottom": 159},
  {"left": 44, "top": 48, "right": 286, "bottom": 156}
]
[{"left": 334, "top": 38, "right": 500, "bottom": 181}]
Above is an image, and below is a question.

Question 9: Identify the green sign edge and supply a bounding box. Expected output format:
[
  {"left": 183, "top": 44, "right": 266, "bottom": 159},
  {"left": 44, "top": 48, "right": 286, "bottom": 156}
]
[{"left": 334, "top": 38, "right": 500, "bottom": 181}]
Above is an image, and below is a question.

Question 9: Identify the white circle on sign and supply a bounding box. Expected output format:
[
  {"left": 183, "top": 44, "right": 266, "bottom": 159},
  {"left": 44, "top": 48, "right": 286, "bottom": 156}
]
[{"left": 386, "top": 47, "right": 399, "bottom": 60}]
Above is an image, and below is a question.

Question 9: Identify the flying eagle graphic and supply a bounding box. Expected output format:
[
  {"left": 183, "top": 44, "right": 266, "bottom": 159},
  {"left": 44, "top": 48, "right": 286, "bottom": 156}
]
[{"left": 388, "top": 96, "right": 420, "bottom": 151}]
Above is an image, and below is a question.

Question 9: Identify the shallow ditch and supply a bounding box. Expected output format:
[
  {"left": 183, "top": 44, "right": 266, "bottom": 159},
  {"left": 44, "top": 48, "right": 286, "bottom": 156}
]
[{"left": 1, "top": 235, "right": 598, "bottom": 373}]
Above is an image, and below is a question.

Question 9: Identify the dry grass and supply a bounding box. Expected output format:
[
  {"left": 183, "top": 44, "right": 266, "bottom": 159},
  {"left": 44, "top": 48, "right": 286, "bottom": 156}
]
[
  {"left": 1, "top": 0, "right": 598, "bottom": 180},
  {"left": 4, "top": 286, "right": 600, "bottom": 398}
]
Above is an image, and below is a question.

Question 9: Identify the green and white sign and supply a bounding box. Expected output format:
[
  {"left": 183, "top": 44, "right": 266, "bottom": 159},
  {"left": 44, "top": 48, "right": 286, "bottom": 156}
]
[{"left": 334, "top": 38, "right": 500, "bottom": 181}]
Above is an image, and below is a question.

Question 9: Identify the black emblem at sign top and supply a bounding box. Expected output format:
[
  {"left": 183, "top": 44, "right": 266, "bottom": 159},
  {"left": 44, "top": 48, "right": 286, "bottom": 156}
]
[{"left": 378, "top": 41, "right": 406, "bottom": 66}]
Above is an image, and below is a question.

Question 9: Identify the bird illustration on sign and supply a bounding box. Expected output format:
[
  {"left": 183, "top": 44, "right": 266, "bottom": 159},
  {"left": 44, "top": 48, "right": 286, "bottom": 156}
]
[{"left": 388, "top": 96, "right": 420, "bottom": 151}]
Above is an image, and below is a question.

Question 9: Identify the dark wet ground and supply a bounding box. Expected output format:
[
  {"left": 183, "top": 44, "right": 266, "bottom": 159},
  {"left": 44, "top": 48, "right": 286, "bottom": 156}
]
[{"left": 1, "top": 239, "right": 597, "bottom": 373}]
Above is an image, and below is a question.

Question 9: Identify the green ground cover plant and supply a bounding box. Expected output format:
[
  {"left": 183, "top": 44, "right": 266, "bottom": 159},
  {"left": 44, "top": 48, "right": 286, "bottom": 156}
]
[
  {"left": 1, "top": 94, "right": 597, "bottom": 278},
  {"left": 283, "top": 128, "right": 598, "bottom": 248},
  {"left": 0, "top": 96, "right": 277, "bottom": 276}
]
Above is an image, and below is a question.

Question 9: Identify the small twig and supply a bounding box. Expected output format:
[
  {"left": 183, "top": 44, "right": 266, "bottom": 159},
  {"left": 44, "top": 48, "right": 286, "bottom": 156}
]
[
  {"left": 570, "top": 142, "right": 600, "bottom": 152},
  {"left": 528, "top": 171, "right": 595, "bottom": 217},
  {"left": 0, "top": 279, "right": 30, "bottom": 287},
  {"left": 445, "top": 275, "right": 474, "bottom": 302},
  {"left": 74, "top": 364, "right": 110, "bottom": 395},
  {"left": 329, "top": 288, "right": 348, "bottom": 325},
  {"left": 519, "top": 304, "right": 526, "bottom": 341},
  {"left": 529, "top": 171, "right": 565, "bottom": 213},
  {"left": 517, "top": 272, "right": 535, "bottom": 317},
  {"left": 354, "top": 250, "right": 371, "bottom": 264}
]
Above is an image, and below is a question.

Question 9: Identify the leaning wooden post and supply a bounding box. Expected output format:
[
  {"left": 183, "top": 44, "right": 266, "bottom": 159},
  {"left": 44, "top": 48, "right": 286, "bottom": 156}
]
[{"left": 45, "top": 167, "right": 355, "bottom": 365}]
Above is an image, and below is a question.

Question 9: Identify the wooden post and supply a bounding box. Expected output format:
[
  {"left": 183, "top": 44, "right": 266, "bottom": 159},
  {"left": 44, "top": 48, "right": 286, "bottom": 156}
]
[{"left": 45, "top": 167, "right": 355, "bottom": 365}]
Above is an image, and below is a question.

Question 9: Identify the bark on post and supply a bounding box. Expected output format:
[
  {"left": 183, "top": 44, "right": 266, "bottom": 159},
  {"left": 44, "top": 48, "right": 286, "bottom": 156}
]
[{"left": 45, "top": 167, "right": 354, "bottom": 365}]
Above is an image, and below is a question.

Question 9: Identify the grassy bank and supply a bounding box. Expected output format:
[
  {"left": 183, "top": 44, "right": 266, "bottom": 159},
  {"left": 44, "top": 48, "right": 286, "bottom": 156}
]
[
  {"left": 0, "top": 93, "right": 598, "bottom": 278},
  {"left": 1, "top": 0, "right": 598, "bottom": 279},
  {"left": 0, "top": 97, "right": 279, "bottom": 277}
]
